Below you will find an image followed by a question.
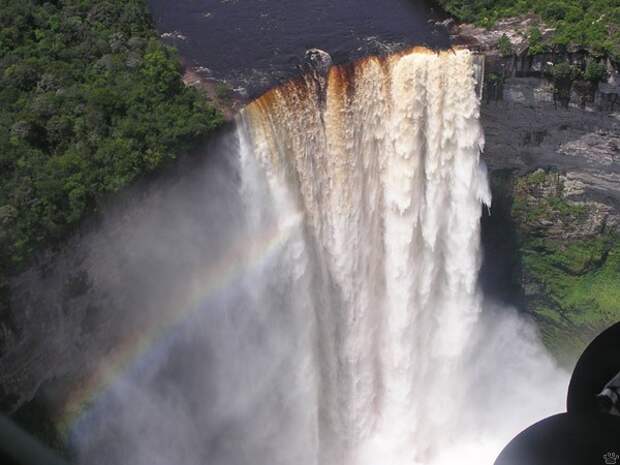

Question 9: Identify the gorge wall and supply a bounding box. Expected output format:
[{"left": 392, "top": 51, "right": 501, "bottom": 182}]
[{"left": 461, "top": 20, "right": 620, "bottom": 365}]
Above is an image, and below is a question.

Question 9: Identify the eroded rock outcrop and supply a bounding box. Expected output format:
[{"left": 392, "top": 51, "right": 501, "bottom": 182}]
[{"left": 465, "top": 19, "right": 620, "bottom": 364}]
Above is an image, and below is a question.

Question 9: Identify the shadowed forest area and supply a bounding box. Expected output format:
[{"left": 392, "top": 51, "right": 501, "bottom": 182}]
[{"left": 0, "top": 0, "right": 223, "bottom": 313}]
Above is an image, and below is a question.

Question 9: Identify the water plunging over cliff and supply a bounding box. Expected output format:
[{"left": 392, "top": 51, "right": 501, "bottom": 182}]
[
  {"left": 233, "top": 48, "right": 565, "bottom": 465},
  {"left": 30, "top": 48, "right": 567, "bottom": 465}
]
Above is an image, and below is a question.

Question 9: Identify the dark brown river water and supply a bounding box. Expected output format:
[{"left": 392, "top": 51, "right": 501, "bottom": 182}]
[{"left": 147, "top": 0, "right": 450, "bottom": 96}]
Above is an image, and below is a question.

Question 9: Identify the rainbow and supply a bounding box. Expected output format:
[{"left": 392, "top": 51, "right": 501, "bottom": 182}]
[
  {"left": 59, "top": 44, "right": 462, "bottom": 439},
  {"left": 59, "top": 205, "right": 303, "bottom": 436}
]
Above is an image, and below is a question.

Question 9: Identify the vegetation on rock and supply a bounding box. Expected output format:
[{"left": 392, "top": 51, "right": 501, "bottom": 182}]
[
  {"left": 0, "top": 1, "right": 222, "bottom": 298},
  {"left": 583, "top": 59, "right": 608, "bottom": 82},
  {"left": 527, "top": 25, "right": 547, "bottom": 55},
  {"left": 510, "top": 170, "right": 620, "bottom": 366},
  {"left": 438, "top": 0, "right": 620, "bottom": 58},
  {"left": 498, "top": 33, "right": 514, "bottom": 56}
]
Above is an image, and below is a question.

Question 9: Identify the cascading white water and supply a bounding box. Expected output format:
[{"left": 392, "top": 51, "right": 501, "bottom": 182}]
[
  {"left": 65, "top": 47, "right": 567, "bottom": 465},
  {"left": 236, "top": 48, "right": 567, "bottom": 465}
]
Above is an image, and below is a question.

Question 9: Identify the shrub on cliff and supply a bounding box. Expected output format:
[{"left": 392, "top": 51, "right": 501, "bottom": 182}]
[
  {"left": 527, "top": 26, "right": 546, "bottom": 55},
  {"left": 550, "top": 61, "right": 581, "bottom": 81},
  {"left": 584, "top": 60, "right": 608, "bottom": 83},
  {"left": 498, "top": 34, "right": 514, "bottom": 56},
  {"left": 0, "top": 0, "right": 223, "bottom": 279},
  {"left": 541, "top": 1, "right": 568, "bottom": 22},
  {"left": 549, "top": 61, "right": 581, "bottom": 106}
]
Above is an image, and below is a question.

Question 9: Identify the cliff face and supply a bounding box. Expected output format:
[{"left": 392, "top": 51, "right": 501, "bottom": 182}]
[
  {"left": 464, "top": 21, "right": 620, "bottom": 365},
  {"left": 481, "top": 71, "right": 620, "bottom": 208}
]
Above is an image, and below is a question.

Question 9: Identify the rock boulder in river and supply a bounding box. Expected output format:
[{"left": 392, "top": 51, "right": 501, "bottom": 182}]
[{"left": 304, "top": 48, "right": 332, "bottom": 76}]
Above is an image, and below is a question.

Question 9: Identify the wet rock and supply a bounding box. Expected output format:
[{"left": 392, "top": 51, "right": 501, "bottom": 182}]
[
  {"left": 480, "top": 87, "right": 620, "bottom": 211},
  {"left": 304, "top": 48, "right": 332, "bottom": 76},
  {"left": 160, "top": 31, "right": 187, "bottom": 41}
]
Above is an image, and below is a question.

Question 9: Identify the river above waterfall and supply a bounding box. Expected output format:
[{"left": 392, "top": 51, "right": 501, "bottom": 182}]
[{"left": 147, "top": 0, "right": 450, "bottom": 96}]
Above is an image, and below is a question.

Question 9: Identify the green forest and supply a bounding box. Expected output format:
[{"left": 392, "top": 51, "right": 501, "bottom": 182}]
[
  {"left": 0, "top": 1, "right": 222, "bottom": 296},
  {"left": 438, "top": 0, "right": 620, "bottom": 58}
]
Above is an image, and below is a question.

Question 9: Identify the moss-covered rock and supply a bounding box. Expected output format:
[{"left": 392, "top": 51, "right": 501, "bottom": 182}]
[{"left": 508, "top": 169, "right": 620, "bottom": 366}]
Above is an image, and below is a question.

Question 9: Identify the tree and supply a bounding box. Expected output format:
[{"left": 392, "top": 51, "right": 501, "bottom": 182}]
[{"left": 0, "top": 0, "right": 223, "bottom": 289}]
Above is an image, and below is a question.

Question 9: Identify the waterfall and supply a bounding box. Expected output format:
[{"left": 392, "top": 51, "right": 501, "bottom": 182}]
[
  {"left": 68, "top": 48, "right": 567, "bottom": 465},
  {"left": 235, "top": 48, "right": 565, "bottom": 465}
]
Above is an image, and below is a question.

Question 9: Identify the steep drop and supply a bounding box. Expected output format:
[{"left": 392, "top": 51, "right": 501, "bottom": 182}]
[
  {"left": 236, "top": 48, "right": 566, "bottom": 465},
  {"left": 49, "top": 48, "right": 568, "bottom": 465}
]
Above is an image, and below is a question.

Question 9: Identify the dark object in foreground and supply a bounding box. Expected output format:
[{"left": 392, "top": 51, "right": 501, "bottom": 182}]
[
  {"left": 568, "top": 322, "right": 620, "bottom": 416},
  {"left": 494, "top": 413, "right": 620, "bottom": 465},
  {"left": 597, "top": 370, "right": 620, "bottom": 416},
  {"left": 495, "top": 321, "right": 620, "bottom": 465}
]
